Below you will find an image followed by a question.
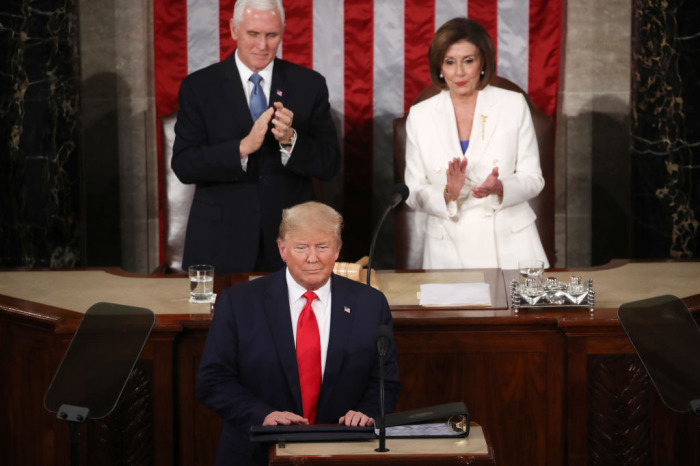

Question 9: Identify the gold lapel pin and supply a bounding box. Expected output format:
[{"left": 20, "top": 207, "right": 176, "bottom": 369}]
[{"left": 481, "top": 115, "right": 488, "bottom": 140}]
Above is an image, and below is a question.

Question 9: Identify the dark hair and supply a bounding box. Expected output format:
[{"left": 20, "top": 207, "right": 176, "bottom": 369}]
[{"left": 428, "top": 18, "right": 496, "bottom": 90}]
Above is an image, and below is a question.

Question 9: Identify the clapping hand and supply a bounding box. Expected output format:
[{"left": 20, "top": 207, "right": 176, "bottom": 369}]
[
  {"left": 271, "top": 101, "right": 295, "bottom": 145},
  {"left": 445, "top": 157, "right": 468, "bottom": 200},
  {"left": 240, "top": 107, "right": 275, "bottom": 158},
  {"left": 471, "top": 167, "right": 503, "bottom": 198}
]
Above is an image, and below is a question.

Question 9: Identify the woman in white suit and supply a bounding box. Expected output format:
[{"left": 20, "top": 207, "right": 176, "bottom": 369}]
[{"left": 404, "top": 17, "right": 549, "bottom": 270}]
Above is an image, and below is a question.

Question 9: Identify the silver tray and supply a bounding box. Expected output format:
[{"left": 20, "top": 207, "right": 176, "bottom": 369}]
[{"left": 509, "top": 278, "right": 595, "bottom": 312}]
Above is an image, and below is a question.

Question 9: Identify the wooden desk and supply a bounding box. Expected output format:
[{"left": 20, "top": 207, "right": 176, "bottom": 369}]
[
  {"left": 269, "top": 425, "right": 496, "bottom": 465},
  {"left": 1, "top": 261, "right": 699, "bottom": 466}
]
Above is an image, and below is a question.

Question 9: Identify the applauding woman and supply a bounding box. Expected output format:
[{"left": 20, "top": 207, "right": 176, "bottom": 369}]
[{"left": 404, "top": 18, "right": 549, "bottom": 269}]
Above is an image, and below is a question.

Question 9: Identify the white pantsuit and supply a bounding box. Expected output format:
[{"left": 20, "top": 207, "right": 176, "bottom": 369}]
[{"left": 404, "top": 86, "right": 549, "bottom": 269}]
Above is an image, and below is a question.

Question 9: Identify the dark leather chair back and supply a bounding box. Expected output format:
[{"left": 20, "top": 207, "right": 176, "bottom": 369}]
[{"left": 393, "top": 76, "right": 555, "bottom": 269}]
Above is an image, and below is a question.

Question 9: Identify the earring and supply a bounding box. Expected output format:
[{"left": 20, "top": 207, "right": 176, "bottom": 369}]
[
  {"left": 439, "top": 73, "right": 444, "bottom": 79},
  {"left": 481, "top": 70, "right": 485, "bottom": 76}
]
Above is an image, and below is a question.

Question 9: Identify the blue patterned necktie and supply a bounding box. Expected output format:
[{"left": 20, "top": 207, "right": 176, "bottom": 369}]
[{"left": 248, "top": 73, "right": 267, "bottom": 121}]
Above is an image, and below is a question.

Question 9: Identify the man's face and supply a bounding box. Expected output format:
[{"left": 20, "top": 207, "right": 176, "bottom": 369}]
[
  {"left": 278, "top": 228, "right": 340, "bottom": 291},
  {"left": 230, "top": 7, "right": 283, "bottom": 72}
]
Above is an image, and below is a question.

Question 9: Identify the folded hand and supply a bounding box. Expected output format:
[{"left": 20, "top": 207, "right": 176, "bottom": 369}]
[
  {"left": 263, "top": 411, "right": 309, "bottom": 426},
  {"left": 339, "top": 410, "right": 374, "bottom": 427}
]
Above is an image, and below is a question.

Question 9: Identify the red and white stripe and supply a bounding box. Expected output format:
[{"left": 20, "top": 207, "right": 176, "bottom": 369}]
[{"left": 154, "top": 0, "right": 562, "bottom": 261}]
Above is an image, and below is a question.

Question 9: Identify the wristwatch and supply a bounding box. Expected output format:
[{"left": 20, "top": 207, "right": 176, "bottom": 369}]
[{"left": 281, "top": 129, "right": 297, "bottom": 149}]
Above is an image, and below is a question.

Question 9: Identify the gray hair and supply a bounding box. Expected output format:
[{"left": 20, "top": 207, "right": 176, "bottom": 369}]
[
  {"left": 233, "top": 0, "right": 285, "bottom": 28},
  {"left": 278, "top": 202, "right": 343, "bottom": 247}
]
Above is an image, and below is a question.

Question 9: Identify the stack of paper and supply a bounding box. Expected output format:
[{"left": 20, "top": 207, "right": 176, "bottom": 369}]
[{"left": 419, "top": 283, "right": 491, "bottom": 306}]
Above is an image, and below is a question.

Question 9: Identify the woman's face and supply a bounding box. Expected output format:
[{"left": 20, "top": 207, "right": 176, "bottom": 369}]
[{"left": 441, "top": 40, "right": 483, "bottom": 98}]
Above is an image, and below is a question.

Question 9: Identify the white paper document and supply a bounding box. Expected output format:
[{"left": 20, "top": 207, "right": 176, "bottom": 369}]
[
  {"left": 376, "top": 423, "right": 461, "bottom": 438},
  {"left": 419, "top": 283, "right": 491, "bottom": 306}
]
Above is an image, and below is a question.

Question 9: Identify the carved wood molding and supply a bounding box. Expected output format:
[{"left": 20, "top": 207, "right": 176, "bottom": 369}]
[
  {"left": 588, "top": 355, "right": 651, "bottom": 466},
  {"left": 91, "top": 361, "right": 154, "bottom": 465}
]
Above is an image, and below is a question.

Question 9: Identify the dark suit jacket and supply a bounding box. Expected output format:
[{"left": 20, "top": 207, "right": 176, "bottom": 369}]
[
  {"left": 196, "top": 269, "right": 401, "bottom": 466},
  {"left": 172, "top": 55, "right": 341, "bottom": 273}
]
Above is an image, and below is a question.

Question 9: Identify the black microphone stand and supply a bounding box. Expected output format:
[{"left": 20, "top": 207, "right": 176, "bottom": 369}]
[
  {"left": 374, "top": 326, "right": 391, "bottom": 452},
  {"left": 375, "top": 351, "right": 389, "bottom": 452},
  {"left": 367, "top": 206, "right": 392, "bottom": 286},
  {"left": 367, "top": 184, "right": 409, "bottom": 286}
]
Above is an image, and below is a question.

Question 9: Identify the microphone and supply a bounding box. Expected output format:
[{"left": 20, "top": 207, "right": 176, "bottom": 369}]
[
  {"left": 375, "top": 325, "right": 391, "bottom": 357},
  {"left": 366, "top": 184, "right": 410, "bottom": 286},
  {"left": 387, "top": 183, "right": 409, "bottom": 209},
  {"left": 374, "top": 325, "right": 392, "bottom": 452}
]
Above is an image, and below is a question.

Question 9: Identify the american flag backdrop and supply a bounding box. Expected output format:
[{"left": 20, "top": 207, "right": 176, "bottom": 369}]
[{"left": 154, "top": 0, "right": 563, "bottom": 263}]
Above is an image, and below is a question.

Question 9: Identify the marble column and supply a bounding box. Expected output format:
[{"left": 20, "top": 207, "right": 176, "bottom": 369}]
[
  {"left": 631, "top": 0, "right": 700, "bottom": 259},
  {"left": 0, "top": 0, "right": 81, "bottom": 267},
  {"left": 557, "top": 0, "right": 632, "bottom": 268}
]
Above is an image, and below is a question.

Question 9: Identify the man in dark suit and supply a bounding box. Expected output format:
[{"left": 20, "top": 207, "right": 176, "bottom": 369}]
[
  {"left": 172, "top": 0, "right": 340, "bottom": 274},
  {"left": 197, "top": 201, "right": 401, "bottom": 466}
]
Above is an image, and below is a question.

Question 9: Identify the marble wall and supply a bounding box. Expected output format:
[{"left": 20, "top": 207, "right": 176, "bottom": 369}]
[
  {"left": 0, "top": 0, "right": 81, "bottom": 268},
  {"left": 631, "top": 0, "right": 700, "bottom": 259}
]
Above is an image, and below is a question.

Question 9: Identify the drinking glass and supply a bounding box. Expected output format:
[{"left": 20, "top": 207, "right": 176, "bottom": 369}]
[
  {"left": 518, "top": 259, "right": 544, "bottom": 288},
  {"left": 189, "top": 265, "right": 214, "bottom": 302}
]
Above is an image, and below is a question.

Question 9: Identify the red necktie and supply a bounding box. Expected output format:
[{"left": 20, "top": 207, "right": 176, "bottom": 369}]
[{"left": 296, "top": 291, "right": 321, "bottom": 424}]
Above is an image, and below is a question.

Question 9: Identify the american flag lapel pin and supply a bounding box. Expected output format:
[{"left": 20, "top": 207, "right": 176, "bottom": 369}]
[
  {"left": 276, "top": 89, "right": 283, "bottom": 97},
  {"left": 344, "top": 306, "right": 351, "bottom": 314}
]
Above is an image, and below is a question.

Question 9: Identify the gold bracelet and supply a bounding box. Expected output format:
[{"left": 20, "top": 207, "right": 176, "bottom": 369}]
[{"left": 444, "top": 185, "right": 457, "bottom": 202}]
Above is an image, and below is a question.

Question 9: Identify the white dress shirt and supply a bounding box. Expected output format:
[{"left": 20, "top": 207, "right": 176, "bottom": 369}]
[{"left": 285, "top": 268, "right": 331, "bottom": 379}]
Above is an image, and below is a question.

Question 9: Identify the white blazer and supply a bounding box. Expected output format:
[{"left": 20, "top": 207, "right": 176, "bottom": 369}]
[{"left": 404, "top": 85, "right": 549, "bottom": 269}]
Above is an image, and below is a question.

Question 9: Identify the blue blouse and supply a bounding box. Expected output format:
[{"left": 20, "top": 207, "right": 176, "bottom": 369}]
[{"left": 460, "top": 140, "right": 470, "bottom": 154}]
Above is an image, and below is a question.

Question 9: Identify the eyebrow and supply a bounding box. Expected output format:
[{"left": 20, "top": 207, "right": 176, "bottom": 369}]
[{"left": 444, "top": 54, "right": 477, "bottom": 59}]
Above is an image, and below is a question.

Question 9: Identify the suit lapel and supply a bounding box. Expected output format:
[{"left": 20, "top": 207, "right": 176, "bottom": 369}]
[
  {"left": 430, "top": 91, "right": 464, "bottom": 165},
  {"left": 262, "top": 269, "right": 303, "bottom": 413},
  {"left": 269, "top": 58, "right": 286, "bottom": 108},
  {"left": 223, "top": 54, "right": 255, "bottom": 128},
  {"left": 467, "top": 85, "right": 501, "bottom": 176},
  {"left": 317, "top": 275, "right": 355, "bottom": 415}
]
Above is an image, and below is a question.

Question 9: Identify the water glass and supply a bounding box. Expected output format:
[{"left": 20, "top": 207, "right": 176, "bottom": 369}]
[
  {"left": 189, "top": 264, "right": 214, "bottom": 302},
  {"left": 518, "top": 259, "right": 544, "bottom": 288}
]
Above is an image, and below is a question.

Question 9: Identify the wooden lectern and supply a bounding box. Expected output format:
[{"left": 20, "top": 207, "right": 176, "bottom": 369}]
[{"left": 268, "top": 424, "right": 496, "bottom": 465}]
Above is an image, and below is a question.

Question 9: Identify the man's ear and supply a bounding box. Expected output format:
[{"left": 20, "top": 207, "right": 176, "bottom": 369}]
[
  {"left": 230, "top": 18, "right": 238, "bottom": 41},
  {"left": 277, "top": 239, "right": 287, "bottom": 262}
]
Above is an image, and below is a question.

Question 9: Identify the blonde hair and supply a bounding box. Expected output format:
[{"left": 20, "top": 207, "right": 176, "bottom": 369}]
[{"left": 278, "top": 202, "right": 343, "bottom": 247}]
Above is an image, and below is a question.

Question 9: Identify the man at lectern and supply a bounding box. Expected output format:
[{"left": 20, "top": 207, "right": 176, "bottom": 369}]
[{"left": 197, "top": 201, "right": 401, "bottom": 466}]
